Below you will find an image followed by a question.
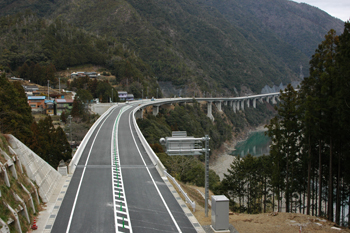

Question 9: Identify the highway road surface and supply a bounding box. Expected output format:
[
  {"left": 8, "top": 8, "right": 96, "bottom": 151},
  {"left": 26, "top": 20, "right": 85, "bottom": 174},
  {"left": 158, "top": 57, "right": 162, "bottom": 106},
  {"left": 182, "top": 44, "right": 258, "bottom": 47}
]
[{"left": 52, "top": 103, "right": 197, "bottom": 233}]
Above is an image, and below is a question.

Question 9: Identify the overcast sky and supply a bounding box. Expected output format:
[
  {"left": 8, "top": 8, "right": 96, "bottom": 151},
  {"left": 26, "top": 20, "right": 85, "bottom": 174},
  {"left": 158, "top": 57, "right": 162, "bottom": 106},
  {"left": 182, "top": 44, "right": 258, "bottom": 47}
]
[{"left": 293, "top": 0, "right": 350, "bottom": 21}]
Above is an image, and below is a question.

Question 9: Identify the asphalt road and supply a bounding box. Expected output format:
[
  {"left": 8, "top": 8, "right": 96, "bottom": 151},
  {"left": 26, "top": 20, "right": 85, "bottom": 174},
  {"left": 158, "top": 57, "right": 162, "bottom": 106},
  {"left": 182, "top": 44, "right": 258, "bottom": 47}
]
[{"left": 52, "top": 103, "right": 196, "bottom": 233}]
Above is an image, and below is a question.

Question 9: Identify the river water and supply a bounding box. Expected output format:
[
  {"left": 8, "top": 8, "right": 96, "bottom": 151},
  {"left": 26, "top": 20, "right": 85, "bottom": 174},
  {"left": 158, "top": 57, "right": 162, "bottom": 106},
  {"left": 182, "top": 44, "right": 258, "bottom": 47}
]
[
  {"left": 230, "top": 130, "right": 271, "bottom": 157},
  {"left": 211, "top": 129, "right": 271, "bottom": 181}
]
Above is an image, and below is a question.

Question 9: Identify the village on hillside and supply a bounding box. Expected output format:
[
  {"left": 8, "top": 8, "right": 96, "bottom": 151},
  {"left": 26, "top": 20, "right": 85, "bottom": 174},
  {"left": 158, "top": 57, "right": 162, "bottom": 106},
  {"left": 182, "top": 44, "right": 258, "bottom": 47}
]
[{"left": 8, "top": 71, "right": 134, "bottom": 117}]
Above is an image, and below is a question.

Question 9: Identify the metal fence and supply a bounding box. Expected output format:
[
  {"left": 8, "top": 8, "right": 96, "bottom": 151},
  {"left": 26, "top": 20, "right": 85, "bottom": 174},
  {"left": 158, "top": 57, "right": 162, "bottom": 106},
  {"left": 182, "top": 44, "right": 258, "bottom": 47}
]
[{"left": 164, "top": 170, "right": 196, "bottom": 212}]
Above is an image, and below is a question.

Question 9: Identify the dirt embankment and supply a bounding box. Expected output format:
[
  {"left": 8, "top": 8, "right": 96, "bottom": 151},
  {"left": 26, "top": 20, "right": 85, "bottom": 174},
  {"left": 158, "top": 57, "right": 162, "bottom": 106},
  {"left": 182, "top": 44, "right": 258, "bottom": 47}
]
[{"left": 180, "top": 184, "right": 349, "bottom": 233}]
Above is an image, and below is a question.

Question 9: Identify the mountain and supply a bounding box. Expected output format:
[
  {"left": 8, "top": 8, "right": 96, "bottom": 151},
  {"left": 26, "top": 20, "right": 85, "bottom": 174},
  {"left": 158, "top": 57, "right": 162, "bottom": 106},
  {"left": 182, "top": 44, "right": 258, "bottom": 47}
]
[{"left": 0, "top": 0, "right": 345, "bottom": 95}]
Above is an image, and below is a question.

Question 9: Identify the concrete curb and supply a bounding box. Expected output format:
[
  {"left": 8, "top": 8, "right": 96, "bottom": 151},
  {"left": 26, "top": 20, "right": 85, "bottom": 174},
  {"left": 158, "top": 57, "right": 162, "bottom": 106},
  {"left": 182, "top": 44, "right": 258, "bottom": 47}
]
[{"left": 163, "top": 177, "right": 206, "bottom": 233}]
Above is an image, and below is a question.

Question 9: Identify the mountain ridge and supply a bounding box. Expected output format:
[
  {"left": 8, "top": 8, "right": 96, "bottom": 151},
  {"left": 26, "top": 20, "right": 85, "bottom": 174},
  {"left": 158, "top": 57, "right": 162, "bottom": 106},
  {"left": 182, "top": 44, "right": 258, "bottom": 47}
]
[{"left": 0, "top": 0, "right": 345, "bottom": 95}]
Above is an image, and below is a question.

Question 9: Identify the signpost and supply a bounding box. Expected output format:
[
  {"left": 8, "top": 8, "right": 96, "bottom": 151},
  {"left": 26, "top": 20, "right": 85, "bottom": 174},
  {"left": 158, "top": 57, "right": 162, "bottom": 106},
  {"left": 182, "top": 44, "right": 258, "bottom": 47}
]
[{"left": 160, "top": 131, "right": 210, "bottom": 216}]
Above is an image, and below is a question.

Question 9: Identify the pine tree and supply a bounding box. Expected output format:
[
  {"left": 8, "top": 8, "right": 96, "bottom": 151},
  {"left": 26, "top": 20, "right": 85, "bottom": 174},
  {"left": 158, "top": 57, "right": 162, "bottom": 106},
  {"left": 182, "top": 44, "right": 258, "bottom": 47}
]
[
  {"left": 307, "top": 29, "right": 339, "bottom": 221},
  {"left": 266, "top": 84, "right": 301, "bottom": 212}
]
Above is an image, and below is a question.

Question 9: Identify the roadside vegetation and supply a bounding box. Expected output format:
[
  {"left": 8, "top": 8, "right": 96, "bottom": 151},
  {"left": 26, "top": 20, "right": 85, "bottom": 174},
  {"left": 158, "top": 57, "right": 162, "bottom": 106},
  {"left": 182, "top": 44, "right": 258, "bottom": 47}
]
[{"left": 218, "top": 23, "right": 350, "bottom": 227}]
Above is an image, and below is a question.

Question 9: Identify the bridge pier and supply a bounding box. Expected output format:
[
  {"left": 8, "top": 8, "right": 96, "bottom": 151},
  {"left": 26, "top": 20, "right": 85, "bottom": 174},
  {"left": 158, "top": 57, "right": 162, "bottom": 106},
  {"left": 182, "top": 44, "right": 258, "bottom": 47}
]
[
  {"left": 135, "top": 109, "right": 143, "bottom": 119},
  {"left": 215, "top": 101, "right": 222, "bottom": 112},
  {"left": 207, "top": 102, "right": 214, "bottom": 121},
  {"left": 266, "top": 96, "right": 270, "bottom": 104},
  {"left": 253, "top": 98, "right": 256, "bottom": 108},
  {"left": 246, "top": 99, "right": 250, "bottom": 108},
  {"left": 259, "top": 97, "right": 264, "bottom": 104},
  {"left": 272, "top": 96, "right": 277, "bottom": 104},
  {"left": 232, "top": 101, "right": 236, "bottom": 113},
  {"left": 236, "top": 101, "right": 240, "bottom": 111},
  {"left": 153, "top": 105, "right": 160, "bottom": 116},
  {"left": 241, "top": 100, "right": 244, "bottom": 111}
]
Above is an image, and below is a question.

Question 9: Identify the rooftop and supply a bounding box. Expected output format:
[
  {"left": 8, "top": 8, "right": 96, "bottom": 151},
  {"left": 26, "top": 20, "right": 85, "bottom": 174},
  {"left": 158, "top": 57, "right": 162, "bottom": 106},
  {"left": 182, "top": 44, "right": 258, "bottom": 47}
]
[{"left": 28, "top": 96, "right": 45, "bottom": 100}]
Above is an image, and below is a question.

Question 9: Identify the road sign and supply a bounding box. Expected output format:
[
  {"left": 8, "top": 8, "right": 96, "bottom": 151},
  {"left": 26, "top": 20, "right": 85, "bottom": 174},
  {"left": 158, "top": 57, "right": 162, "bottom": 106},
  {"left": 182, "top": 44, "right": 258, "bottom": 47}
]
[{"left": 160, "top": 131, "right": 211, "bottom": 216}]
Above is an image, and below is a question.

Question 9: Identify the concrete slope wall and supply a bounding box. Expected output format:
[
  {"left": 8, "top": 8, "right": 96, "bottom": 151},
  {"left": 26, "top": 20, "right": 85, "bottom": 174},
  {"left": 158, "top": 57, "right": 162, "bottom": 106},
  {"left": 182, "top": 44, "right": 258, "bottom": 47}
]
[{"left": 7, "top": 135, "right": 61, "bottom": 203}]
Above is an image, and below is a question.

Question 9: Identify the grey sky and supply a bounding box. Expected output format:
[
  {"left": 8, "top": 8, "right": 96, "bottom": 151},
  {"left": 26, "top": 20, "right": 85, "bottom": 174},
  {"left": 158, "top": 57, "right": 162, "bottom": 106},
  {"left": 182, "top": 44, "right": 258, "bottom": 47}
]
[{"left": 293, "top": 0, "right": 350, "bottom": 21}]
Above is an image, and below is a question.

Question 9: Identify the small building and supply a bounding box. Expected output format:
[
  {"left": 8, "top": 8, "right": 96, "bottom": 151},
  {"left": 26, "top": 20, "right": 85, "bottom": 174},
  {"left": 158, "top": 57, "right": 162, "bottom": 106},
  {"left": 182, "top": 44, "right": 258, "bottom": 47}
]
[
  {"left": 85, "top": 72, "right": 98, "bottom": 78},
  {"left": 45, "top": 100, "right": 55, "bottom": 116},
  {"left": 55, "top": 99, "right": 74, "bottom": 116},
  {"left": 118, "top": 91, "right": 127, "bottom": 101},
  {"left": 126, "top": 94, "right": 134, "bottom": 101},
  {"left": 27, "top": 96, "right": 46, "bottom": 112},
  {"left": 23, "top": 85, "right": 39, "bottom": 96},
  {"left": 71, "top": 72, "right": 85, "bottom": 78},
  {"left": 23, "top": 85, "right": 39, "bottom": 92}
]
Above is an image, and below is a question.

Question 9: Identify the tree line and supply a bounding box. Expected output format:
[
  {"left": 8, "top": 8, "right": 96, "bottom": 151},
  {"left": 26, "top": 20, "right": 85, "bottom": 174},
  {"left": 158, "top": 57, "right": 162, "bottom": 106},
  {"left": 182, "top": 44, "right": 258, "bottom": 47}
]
[{"left": 220, "top": 22, "right": 350, "bottom": 227}]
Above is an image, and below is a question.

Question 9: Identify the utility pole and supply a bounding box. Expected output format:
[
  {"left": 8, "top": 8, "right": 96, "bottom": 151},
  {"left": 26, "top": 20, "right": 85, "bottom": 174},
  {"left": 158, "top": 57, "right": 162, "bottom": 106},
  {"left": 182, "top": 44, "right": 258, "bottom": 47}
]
[
  {"left": 68, "top": 115, "right": 72, "bottom": 143},
  {"left": 59, "top": 77, "right": 61, "bottom": 94},
  {"left": 204, "top": 134, "right": 210, "bottom": 217}
]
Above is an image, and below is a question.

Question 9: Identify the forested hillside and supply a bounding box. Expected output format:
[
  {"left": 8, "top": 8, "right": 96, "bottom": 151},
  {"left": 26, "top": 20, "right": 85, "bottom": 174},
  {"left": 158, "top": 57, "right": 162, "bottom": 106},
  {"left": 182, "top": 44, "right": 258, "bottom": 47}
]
[
  {"left": 220, "top": 23, "right": 350, "bottom": 227},
  {"left": 0, "top": 0, "right": 344, "bottom": 95},
  {"left": 0, "top": 11, "right": 160, "bottom": 97}
]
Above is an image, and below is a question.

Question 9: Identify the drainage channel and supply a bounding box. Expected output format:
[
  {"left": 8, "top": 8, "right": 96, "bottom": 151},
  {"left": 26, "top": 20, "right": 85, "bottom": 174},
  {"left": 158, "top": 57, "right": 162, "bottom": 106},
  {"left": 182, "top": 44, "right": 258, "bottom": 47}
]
[{"left": 111, "top": 106, "right": 132, "bottom": 233}]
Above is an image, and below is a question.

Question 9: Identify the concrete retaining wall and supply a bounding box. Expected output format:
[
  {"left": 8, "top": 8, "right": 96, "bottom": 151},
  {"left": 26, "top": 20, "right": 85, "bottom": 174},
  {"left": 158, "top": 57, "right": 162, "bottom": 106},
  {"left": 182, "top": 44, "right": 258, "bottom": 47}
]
[{"left": 7, "top": 135, "right": 61, "bottom": 203}]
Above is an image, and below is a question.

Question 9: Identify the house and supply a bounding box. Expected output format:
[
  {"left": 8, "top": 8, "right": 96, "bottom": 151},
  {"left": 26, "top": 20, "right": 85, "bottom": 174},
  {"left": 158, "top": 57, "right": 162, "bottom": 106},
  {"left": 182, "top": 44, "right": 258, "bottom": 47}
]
[
  {"left": 27, "top": 96, "right": 46, "bottom": 112},
  {"left": 23, "top": 85, "right": 39, "bottom": 96},
  {"left": 55, "top": 99, "right": 74, "bottom": 116},
  {"left": 85, "top": 72, "right": 99, "bottom": 78},
  {"left": 45, "top": 100, "right": 55, "bottom": 116},
  {"left": 118, "top": 91, "right": 127, "bottom": 101},
  {"left": 71, "top": 72, "right": 85, "bottom": 78},
  {"left": 126, "top": 94, "right": 134, "bottom": 101},
  {"left": 23, "top": 85, "right": 39, "bottom": 92}
]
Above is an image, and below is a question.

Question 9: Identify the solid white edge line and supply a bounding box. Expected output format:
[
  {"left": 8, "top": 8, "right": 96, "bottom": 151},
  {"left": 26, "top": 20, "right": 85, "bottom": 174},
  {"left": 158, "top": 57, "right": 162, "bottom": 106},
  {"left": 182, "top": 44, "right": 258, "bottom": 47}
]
[
  {"left": 112, "top": 106, "right": 133, "bottom": 233},
  {"left": 127, "top": 110, "right": 182, "bottom": 233},
  {"left": 65, "top": 106, "right": 116, "bottom": 233}
]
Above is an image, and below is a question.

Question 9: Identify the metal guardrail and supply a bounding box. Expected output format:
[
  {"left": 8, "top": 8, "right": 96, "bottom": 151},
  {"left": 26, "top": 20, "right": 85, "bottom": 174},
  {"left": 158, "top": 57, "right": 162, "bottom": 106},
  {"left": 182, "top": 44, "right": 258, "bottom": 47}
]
[{"left": 164, "top": 170, "right": 196, "bottom": 212}]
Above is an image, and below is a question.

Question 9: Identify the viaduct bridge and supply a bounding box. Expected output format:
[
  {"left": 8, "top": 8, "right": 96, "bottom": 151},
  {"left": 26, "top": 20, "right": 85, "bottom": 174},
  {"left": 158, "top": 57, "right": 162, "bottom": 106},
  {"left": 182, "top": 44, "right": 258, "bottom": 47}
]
[{"left": 133, "top": 92, "right": 280, "bottom": 121}]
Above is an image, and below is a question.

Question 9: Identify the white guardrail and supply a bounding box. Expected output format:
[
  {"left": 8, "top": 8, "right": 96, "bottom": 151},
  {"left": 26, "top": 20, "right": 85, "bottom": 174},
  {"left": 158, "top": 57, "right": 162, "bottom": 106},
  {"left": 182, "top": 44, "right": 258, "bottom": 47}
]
[
  {"left": 132, "top": 103, "right": 196, "bottom": 212},
  {"left": 132, "top": 105, "right": 166, "bottom": 176},
  {"left": 68, "top": 104, "right": 119, "bottom": 173},
  {"left": 164, "top": 170, "right": 196, "bottom": 212}
]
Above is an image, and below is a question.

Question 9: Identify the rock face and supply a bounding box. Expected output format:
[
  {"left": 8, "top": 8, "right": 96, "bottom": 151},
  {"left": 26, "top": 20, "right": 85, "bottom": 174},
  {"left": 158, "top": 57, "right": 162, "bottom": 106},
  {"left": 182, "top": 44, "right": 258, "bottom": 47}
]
[{"left": 261, "top": 81, "right": 301, "bottom": 94}]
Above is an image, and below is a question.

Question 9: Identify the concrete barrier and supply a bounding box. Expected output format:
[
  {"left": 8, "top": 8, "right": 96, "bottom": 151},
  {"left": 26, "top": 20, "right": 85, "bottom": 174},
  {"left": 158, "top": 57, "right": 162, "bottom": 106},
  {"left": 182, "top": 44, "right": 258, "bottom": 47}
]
[{"left": 132, "top": 106, "right": 166, "bottom": 177}]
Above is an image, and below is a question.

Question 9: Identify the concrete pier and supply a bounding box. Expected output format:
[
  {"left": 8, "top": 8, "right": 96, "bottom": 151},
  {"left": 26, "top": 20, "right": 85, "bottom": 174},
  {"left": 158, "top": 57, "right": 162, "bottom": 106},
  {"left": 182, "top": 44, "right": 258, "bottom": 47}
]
[
  {"left": 215, "top": 101, "right": 222, "bottom": 112},
  {"left": 207, "top": 102, "right": 214, "bottom": 121},
  {"left": 153, "top": 105, "right": 160, "bottom": 116}
]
